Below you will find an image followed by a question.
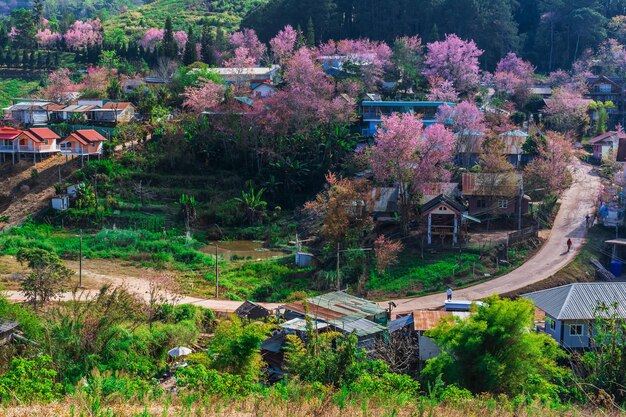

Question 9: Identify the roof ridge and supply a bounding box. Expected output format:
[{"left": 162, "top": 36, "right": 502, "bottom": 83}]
[{"left": 557, "top": 284, "right": 576, "bottom": 320}]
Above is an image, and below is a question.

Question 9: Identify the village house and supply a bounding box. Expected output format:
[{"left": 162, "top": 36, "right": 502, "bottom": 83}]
[
  {"left": 522, "top": 283, "right": 626, "bottom": 349},
  {"left": 411, "top": 310, "right": 470, "bottom": 361},
  {"left": 251, "top": 82, "right": 277, "bottom": 98},
  {"left": 589, "top": 130, "right": 626, "bottom": 160},
  {"left": 58, "top": 129, "right": 107, "bottom": 157},
  {"left": 499, "top": 129, "right": 531, "bottom": 167},
  {"left": 359, "top": 100, "right": 454, "bottom": 137},
  {"left": 3, "top": 100, "right": 52, "bottom": 125},
  {"left": 585, "top": 76, "right": 625, "bottom": 129},
  {"left": 420, "top": 194, "right": 478, "bottom": 245},
  {"left": 50, "top": 104, "right": 98, "bottom": 123},
  {"left": 261, "top": 291, "right": 389, "bottom": 379},
  {"left": 92, "top": 102, "right": 136, "bottom": 123},
  {"left": 462, "top": 172, "right": 529, "bottom": 219},
  {"left": 456, "top": 129, "right": 530, "bottom": 168},
  {"left": 0, "top": 126, "right": 61, "bottom": 164},
  {"left": 211, "top": 66, "right": 280, "bottom": 86}
]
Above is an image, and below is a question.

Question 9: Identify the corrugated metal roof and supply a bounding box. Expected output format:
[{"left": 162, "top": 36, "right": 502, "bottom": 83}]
[
  {"left": 280, "top": 318, "right": 329, "bottom": 332},
  {"left": 329, "top": 317, "right": 386, "bottom": 337},
  {"left": 462, "top": 172, "right": 520, "bottom": 196},
  {"left": 522, "top": 283, "right": 626, "bottom": 320},
  {"left": 413, "top": 311, "right": 452, "bottom": 331},
  {"left": 0, "top": 319, "right": 18, "bottom": 333},
  {"left": 306, "top": 291, "right": 387, "bottom": 318},
  {"left": 389, "top": 314, "right": 414, "bottom": 333}
]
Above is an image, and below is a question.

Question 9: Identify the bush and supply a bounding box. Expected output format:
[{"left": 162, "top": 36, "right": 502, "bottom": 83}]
[{"left": 0, "top": 355, "right": 62, "bottom": 404}]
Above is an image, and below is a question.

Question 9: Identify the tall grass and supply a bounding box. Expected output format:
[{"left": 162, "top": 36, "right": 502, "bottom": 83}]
[{"left": 0, "top": 223, "right": 214, "bottom": 270}]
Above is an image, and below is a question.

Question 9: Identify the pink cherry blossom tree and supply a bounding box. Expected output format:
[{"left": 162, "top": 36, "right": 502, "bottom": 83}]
[
  {"left": 35, "top": 28, "right": 62, "bottom": 48},
  {"left": 493, "top": 52, "right": 535, "bottom": 101},
  {"left": 64, "top": 19, "right": 103, "bottom": 50},
  {"left": 368, "top": 113, "right": 455, "bottom": 232},
  {"left": 182, "top": 79, "right": 227, "bottom": 113},
  {"left": 423, "top": 34, "right": 483, "bottom": 95},
  {"left": 80, "top": 66, "right": 111, "bottom": 96},
  {"left": 41, "top": 68, "right": 79, "bottom": 103},
  {"left": 318, "top": 38, "right": 392, "bottom": 89},
  {"left": 436, "top": 100, "right": 485, "bottom": 166},
  {"left": 223, "top": 47, "right": 257, "bottom": 68},
  {"left": 427, "top": 77, "right": 459, "bottom": 102},
  {"left": 270, "top": 25, "right": 298, "bottom": 64},
  {"left": 229, "top": 28, "right": 266, "bottom": 65},
  {"left": 524, "top": 131, "right": 573, "bottom": 196},
  {"left": 543, "top": 88, "right": 591, "bottom": 134},
  {"left": 138, "top": 28, "right": 164, "bottom": 51},
  {"left": 174, "top": 30, "right": 188, "bottom": 53}
]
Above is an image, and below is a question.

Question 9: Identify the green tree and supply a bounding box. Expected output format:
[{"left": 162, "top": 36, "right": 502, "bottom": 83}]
[
  {"left": 207, "top": 317, "right": 271, "bottom": 379},
  {"left": 182, "top": 26, "right": 197, "bottom": 66},
  {"left": 306, "top": 16, "right": 315, "bottom": 46},
  {"left": 32, "top": 0, "right": 45, "bottom": 26},
  {"left": 577, "top": 302, "right": 626, "bottom": 405},
  {"left": 16, "top": 248, "right": 73, "bottom": 309},
  {"left": 10, "top": 8, "right": 37, "bottom": 49},
  {"left": 422, "top": 296, "right": 567, "bottom": 397},
  {"left": 162, "top": 16, "right": 178, "bottom": 58}
]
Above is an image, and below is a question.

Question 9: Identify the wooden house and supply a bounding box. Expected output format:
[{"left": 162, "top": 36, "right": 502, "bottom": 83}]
[
  {"left": 420, "top": 194, "right": 476, "bottom": 245},
  {"left": 234, "top": 300, "right": 271, "bottom": 320},
  {"left": 462, "top": 172, "right": 528, "bottom": 218},
  {"left": 589, "top": 131, "right": 626, "bottom": 160}
]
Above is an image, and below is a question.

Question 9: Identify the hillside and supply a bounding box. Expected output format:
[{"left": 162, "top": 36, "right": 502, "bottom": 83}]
[{"left": 102, "top": 0, "right": 268, "bottom": 41}]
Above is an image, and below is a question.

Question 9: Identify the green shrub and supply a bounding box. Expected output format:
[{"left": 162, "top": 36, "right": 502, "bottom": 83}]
[{"left": 0, "top": 355, "right": 62, "bottom": 404}]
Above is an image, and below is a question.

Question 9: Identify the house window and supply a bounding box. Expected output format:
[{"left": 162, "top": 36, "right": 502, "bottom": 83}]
[
  {"left": 570, "top": 324, "right": 584, "bottom": 336},
  {"left": 44, "top": 140, "right": 49, "bottom": 145},
  {"left": 476, "top": 199, "right": 487, "bottom": 208},
  {"left": 546, "top": 317, "right": 556, "bottom": 330},
  {"left": 498, "top": 199, "right": 509, "bottom": 209},
  {"left": 599, "top": 84, "right": 611, "bottom": 93}
]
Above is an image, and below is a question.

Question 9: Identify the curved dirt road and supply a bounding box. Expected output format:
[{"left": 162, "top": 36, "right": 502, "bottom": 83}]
[
  {"left": 4, "top": 162, "right": 601, "bottom": 314},
  {"left": 387, "top": 161, "right": 601, "bottom": 314}
]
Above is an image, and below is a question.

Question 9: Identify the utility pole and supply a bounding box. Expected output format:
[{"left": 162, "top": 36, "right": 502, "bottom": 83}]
[
  {"left": 336, "top": 243, "right": 340, "bottom": 290},
  {"left": 518, "top": 177, "right": 523, "bottom": 231},
  {"left": 79, "top": 229, "right": 83, "bottom": 288},
  {"left": 215, "top": 243, "right": 219, "bottom": 298}
]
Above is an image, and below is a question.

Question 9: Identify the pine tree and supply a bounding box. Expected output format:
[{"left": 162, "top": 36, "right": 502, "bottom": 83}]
[
  {"left": 22, "top": 50, "right": 29, "bottom": 69},
  {"left": 36, "top": 51, "right": 43, "bottom": 69},
  {"left": 162, "top": 16, "right": 177, "bottom": 58},
  {"left": 29, "top": 50, "right": 36, "bottom": 69},
  {"left": 306, "top": 17, "right": 315, "bottom": 46},
  {"left": 429, "top": 23, "right": 440, "bottom": 42},
  {"left": 32, "top": 0, "right": 45, "bottom": 26},
  {"left": 295, "top": 25, "right": 307, "bottom": 49},
  {"left": 200, "top": 25, "right": 215, "bottom": 65},
  {"left": 215, "top": 27, "right": 227, "bottom": 51},
  {"left": 182, "top": 26, "right": 197, "bottom": 65},
  {"left": 53, "top": 52, "right": 59, "bottom": 68}
]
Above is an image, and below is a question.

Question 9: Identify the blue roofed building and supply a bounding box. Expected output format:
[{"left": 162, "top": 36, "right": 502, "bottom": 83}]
[{"left": 359, "top": 100, "right": 454, "bottom": 137}]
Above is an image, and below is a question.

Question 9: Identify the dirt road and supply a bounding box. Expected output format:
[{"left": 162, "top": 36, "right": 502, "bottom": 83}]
[
  {"left": 3, "top": 162, "right": 601, "bottom": 314},
  {"left": 387, "top": 161, "right": 601, "bottom": 314}
]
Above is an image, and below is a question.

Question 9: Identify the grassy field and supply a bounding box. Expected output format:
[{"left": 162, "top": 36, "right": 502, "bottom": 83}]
[{"left": 0, "top": 78, "right": 40, "bottom": 108}]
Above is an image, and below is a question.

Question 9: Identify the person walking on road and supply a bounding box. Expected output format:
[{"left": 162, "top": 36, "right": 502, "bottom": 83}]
[
  {"left": 566, "top": 238, "right": 572, "bottom": 253},
  {"left": 446, "top": 287, "right": 453, "bottom": 301}
]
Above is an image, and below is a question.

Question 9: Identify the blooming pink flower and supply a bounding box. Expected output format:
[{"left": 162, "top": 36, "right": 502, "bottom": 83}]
[
  {"left": 138, "top": 28, "right": 164, "bottom": 51},
  {"left": 424, "top": 34, "right": 483, "bottom": 94},
  {"left": 229, "top": 29, "right": 266, "bottom": 65},
  {"left": 174, "top": 30, "right": 188, "bottom": 53},
  {"left": 36, "top": 28, "right": 62, "bottom": 48},
  {"left": 270, "top": 25, "right": 297, "bottom": 63},
  {"left": 183, "top": 79, "right": 226, "bottom": 112},
  {"left": 64, "top": 19, "right": 103, "bottom": 50}
]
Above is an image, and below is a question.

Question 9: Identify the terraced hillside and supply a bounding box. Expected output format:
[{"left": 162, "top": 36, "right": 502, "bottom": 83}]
[{"left": 102, "top": 0, "right": 268, "bottom": 41}]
